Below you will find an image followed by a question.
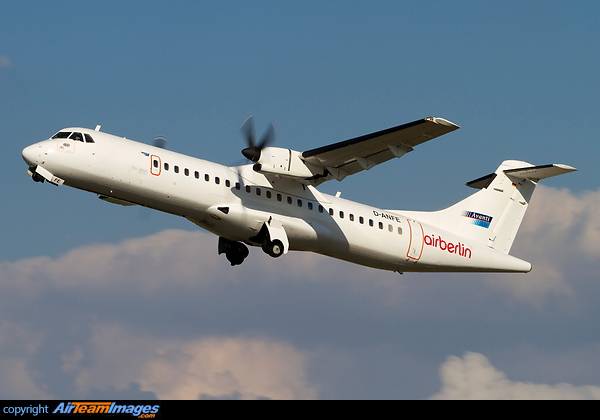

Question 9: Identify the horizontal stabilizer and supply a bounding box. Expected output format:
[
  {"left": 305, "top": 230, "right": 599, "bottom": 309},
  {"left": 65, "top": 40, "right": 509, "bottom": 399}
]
[
  {"left": 504, "top": 163, "right": 577, "bottom": 180},
  {"left": 468, "top": 162, "right": 577, "bottom": 189}
]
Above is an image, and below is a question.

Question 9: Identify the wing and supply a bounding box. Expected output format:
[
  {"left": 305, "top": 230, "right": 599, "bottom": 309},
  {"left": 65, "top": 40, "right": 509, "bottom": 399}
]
[{"left": 302, "top": 117, "right": 460, "bottom": 182}]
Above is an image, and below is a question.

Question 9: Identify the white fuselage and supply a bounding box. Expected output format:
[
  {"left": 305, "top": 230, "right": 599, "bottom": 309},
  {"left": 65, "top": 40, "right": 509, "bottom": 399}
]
[{"left": 22, "top": 128, "right": 532, "bottom": 273}]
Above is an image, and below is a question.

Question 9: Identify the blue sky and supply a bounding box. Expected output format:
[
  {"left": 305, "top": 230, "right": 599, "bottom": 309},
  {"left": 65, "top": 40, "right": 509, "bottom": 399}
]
[
  {"left": 1, "top": 1, "right": 600, "bottom": 399},
  {"left": 3, "top": 1, "right": 598, "bottom": 259}
]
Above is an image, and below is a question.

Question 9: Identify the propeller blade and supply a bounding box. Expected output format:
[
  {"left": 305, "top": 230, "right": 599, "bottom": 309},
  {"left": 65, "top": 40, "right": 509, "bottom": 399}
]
[
  {"left": 239, "top": 116, "right": 276, "bottom": 163},
  {"left": 257, "top": 121, "right": 276, "bottom": 150},
  {"left": 240, "top": 115, "right": 255, "bottom": 148}
]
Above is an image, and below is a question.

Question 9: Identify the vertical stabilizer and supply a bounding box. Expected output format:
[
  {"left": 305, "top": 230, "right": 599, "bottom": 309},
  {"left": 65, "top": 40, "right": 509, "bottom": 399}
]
[{"left": 401, "top": 160, "right": 576, "bottom": 254}]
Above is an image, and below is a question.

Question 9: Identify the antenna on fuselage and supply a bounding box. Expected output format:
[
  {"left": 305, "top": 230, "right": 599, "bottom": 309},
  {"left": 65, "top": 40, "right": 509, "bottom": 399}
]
[{"left": 153, "top": 135, "right": 167, "bottom": 149}]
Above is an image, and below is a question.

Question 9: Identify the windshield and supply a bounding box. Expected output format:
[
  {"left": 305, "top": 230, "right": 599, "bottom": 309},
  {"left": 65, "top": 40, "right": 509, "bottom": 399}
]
[
  {"left": 52, "top": 131, "right": 72, "bottom": 139},
  {"left": 51, "top": 131, "right": 95, "bottom": 143}
]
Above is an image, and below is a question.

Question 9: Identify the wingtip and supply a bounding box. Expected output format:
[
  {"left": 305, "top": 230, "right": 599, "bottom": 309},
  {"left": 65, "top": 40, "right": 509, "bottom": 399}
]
[
  {"left": 554, "top": 164, "right": 578, "bottom": 173},
  {"left": 425, "top": 117, "right": 460, "bottom": 129}
]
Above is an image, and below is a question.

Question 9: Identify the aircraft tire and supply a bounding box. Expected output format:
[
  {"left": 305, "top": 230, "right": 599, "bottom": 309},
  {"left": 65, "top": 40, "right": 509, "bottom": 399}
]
[
  {"left": 220, "top": 238, "right": 249, "bottom": 266},
  {"left": 264, "top": 239, "right": 284, "bottom": 258},
  {"left": 31, "top": 171, "right": 45, "bottom": 183}
]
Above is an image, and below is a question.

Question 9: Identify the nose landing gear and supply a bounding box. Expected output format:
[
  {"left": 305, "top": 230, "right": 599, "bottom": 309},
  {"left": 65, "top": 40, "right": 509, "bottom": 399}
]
[{"left": 28, "top": 166, "right": 45, "bottom": 183}]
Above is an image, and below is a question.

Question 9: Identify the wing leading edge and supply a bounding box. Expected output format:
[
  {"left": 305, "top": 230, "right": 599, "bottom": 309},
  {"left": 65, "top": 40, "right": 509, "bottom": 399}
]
[{"left": 301, "top": 117, "right": 460, "bottom": 182}]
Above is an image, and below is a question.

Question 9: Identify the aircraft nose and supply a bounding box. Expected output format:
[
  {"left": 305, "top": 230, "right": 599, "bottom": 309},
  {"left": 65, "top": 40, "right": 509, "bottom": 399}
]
[{"left": 22, "top": 144, "right": 41, "bottom": 167}]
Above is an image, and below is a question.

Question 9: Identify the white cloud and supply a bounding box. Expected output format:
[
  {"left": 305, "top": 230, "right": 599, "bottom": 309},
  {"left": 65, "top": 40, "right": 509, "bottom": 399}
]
[
  {"left": 0, "top": 322, "right": 50, "bottom": 399},
  {"left": 485, "top": 186, "right": 600, "bottom": 302},
  {"left": 62, "top": 324, "right": 317, "bottom": 400},
  {"left": 1, "top": 187, "right": 600, "bottom": 399},
  {"left": 431, "top": 352, "right": 600, "bottom": 400},
  {"left": 141, "top": 335, "right": 316, "bottom": 399},
  {"left": 0, "top": 231, "right": 329, "bottom": 399}
]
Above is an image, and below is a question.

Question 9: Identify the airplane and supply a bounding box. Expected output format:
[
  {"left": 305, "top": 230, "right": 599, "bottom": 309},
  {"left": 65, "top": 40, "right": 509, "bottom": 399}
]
[{"left": 21, "top": 116, "right": 576, "bottom": 274}]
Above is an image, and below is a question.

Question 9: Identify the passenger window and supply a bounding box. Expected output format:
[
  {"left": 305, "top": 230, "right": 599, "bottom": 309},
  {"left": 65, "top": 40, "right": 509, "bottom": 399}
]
[
  {"left": 225, "top": 180, "right": 231, "bottom": 187},
  {"left": 84, "top": 134, "right": 95, "bottom": 143},
  {"left": 297, "top": 199, "right": 302, "bottom": 207},
  {"left": 287, "top": 196, "right": 292, "bottom": 204},
  {"left": 174, "top": 166, "right": 179, "bottom": 173},
  {"left": 256, "top": 188, "right": 261, "bottom": 196},
  {"left": 246, "top": 186, "right": 251, "bottom": 193},
  {"left": 205, "top": 174, "right": 210, "bottom": 182},
  {"left": 235, "top": 182, "right": 241, "bottom": 190},
  {"left": 153, "top": 159, "right": 159, "bottom": 168},
  {"left": 215, "top": 177, "right": 220, "bottom": 185},
  {"left": 194, "top": 171, "right": 199, "bottom": 179},
  {"left": 164, "top": 163, "right": 169, "bottom": 171},
  {"left": 349, "top": 214, "right": 354, "bottom": 222},
  {"left": 339, "top": 211, "right": 344, "bottom": 219},
  {"left": 329, "top": 208, "right": 334, "bottom": 216},
  {"left": 388, "top": 224, "right": 393, "bottom": 232},
  {"left": 184, "top": 168, "right": 190, "bottom": 176},
  {"left": 369, "top": 219, "right": 374, "bottom": 227},
  {"left": 277, "top": 193, "right": 282, "bottom": 202},
  {"left": 266, "top": 191, "right": 272, "bottom": 199},
  {"left": 359, "top": 216, "right": 364, "bottom": 224},
  {"left": 398, "top": 227, "right": 403, "bottom": 235},
  {"left": 308, "top": 202, "right": 313, "bottom": 210},
  {"left": 379, "top": 222, "right": 384, "bottom": 230},
  {"left": 318, "top": 205, "right": 324, "bottom": 213}
]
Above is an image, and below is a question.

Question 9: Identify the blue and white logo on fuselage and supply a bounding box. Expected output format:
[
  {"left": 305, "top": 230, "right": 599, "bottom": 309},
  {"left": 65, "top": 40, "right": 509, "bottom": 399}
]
[{"left": 463, "top": 211, "right": 493, "bottom": 228}]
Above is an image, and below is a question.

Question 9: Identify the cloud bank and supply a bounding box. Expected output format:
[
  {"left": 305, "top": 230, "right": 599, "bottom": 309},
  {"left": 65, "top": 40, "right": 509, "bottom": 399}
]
[
  {"left": 432, "top": 352, "right": 600, "bottom": 400},
  {"left": 1, "top": 186, "right": 600, "bottom": 399}
]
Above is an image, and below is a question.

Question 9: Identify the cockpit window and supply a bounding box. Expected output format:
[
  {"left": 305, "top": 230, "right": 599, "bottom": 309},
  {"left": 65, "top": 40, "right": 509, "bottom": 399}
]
[
  {"left": 52, "top": 131, "right": 95, "bottom": 143},
  {"left": 52, "top": 131, "right": 72, "bottom": 139},
  {"left": 69, "top": 132, "right": 84, "bottom": 142}
]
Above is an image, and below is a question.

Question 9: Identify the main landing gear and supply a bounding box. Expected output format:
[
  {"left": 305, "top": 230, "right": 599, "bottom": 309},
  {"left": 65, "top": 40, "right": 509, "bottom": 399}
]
[
  {"left": 218, "top": 237, "right": 249, "bottom": 266},
  {"left": 219, "top": 219, "right": 288, "bottom": 266},
  {"left": 262, "top": 239, "right": 285, "bottom": 258},
  {"left": 218, "top": 235, "right": 285, "bottom": 266}
]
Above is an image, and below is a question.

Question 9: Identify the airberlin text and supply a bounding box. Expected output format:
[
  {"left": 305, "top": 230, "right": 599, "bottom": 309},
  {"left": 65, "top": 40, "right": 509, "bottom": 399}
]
[{"left": 424, "top": 234, "right": 472, "bottom": 258}]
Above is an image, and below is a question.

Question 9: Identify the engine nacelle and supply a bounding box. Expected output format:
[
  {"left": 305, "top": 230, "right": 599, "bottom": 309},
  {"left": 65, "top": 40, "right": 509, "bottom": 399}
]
[{"left": 253, "top": 147, "right": 323, "bottom": 179}]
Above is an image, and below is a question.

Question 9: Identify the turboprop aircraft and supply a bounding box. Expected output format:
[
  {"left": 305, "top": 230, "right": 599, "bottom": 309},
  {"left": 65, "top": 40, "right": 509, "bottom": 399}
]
[{"left": 22, "top": 116, "right": 576, "bottom": 273}]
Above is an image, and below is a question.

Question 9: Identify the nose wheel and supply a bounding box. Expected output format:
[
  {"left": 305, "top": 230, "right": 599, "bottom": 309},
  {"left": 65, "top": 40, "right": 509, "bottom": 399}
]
[{"left": 28, "top": 167, "right": 45, "bottom": 183}]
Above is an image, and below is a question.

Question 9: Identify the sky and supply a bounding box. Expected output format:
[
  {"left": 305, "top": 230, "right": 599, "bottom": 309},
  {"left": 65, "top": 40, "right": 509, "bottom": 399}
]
[{"left": 1, "top": 1, "right": 599, "bottom": 399}]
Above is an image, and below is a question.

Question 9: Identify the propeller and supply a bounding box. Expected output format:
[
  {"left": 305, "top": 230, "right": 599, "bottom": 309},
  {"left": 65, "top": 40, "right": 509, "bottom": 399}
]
[
  {"left": 240, "top": 115, "right": 275, "bottom": 162},
  {"left": 153, "top": 135, "right": 167, "bottom": 149}
]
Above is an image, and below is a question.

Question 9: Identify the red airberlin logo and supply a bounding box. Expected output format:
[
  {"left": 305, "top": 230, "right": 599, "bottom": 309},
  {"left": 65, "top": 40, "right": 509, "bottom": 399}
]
[{"left": 424, "top": 234, "right": 472, "bottom": 258}]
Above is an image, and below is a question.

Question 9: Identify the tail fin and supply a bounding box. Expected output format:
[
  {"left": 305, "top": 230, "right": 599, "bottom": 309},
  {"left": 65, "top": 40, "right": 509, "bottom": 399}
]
[{"left": 402, "top": 160, "right": 577, "bottom": 254}]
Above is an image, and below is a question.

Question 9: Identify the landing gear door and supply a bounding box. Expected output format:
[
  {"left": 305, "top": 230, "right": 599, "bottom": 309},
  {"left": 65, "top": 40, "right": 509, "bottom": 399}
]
[{"left": 406, "top": 219, "right": 424, "bottom": 261}]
